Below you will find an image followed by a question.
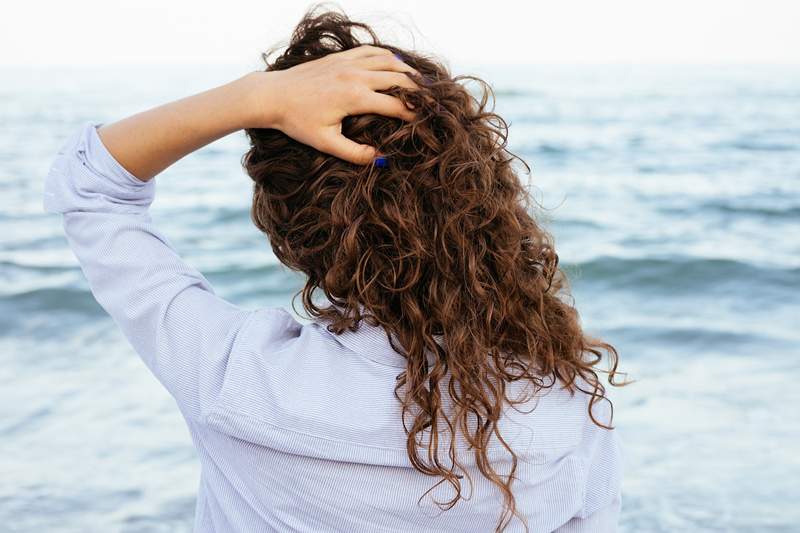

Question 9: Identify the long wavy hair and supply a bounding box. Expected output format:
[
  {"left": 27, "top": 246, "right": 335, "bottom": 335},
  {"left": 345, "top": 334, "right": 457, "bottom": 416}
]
[{"left": 243, "top": 5, "right": 628, "bottom": 531}]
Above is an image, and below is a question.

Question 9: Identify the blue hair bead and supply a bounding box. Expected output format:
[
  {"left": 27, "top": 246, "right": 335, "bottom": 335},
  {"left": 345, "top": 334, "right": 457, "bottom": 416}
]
[{"left": 374, "top": 156, "right": 389, "bottom": 168}]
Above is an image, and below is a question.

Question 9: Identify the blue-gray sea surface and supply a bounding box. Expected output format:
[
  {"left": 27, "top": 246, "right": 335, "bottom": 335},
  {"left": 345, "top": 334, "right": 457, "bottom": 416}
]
[{"left": 1, "top": 64, "right": 798, "bottom": 532}]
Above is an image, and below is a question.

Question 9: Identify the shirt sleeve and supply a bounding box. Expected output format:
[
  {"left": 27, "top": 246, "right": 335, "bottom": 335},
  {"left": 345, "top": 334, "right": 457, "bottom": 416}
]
[
  {"left": 552, "top": 494, "right": 621, "bottom": 533},
  {"left": 554, "top": 396, "right": 625, "bottom": 532},
  {"left": 42, "top": 121, "right": 257, "bottom": 422}
]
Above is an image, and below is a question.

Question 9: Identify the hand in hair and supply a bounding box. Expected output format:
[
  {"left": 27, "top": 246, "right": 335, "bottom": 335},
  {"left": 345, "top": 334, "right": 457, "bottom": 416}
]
[{"left": 250, "top": 44, "right": 422, "bottom": 164}]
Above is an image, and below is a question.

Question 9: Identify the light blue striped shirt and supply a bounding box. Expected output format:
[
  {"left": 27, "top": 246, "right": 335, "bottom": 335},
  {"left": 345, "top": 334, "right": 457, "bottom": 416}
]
[{"left": 42, "top": 122, "right": 623, "bottom": 532}]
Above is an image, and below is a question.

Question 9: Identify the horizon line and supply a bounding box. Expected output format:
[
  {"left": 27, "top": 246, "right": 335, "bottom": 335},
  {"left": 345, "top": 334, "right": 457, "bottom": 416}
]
[{"left": 2, "top": 60, "right": 799, "bottom": 69}]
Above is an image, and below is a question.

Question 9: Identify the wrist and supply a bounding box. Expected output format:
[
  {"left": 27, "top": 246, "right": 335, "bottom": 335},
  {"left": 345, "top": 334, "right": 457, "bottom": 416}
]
[{"left": 236, "top": 70, "right": 285, "bottom": 131}]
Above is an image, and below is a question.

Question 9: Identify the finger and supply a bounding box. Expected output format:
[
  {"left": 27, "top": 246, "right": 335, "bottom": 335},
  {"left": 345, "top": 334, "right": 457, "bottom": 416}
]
[
  {"left": 340, "top": 44, "right": 394, "bottom": 60},
  {"left": 318, "top": 128, "right": 378, "bottom": 165},
  {"left": 351, "top": 92, "right": 417, "bottom": 122},
  {"left": 362, "top": 70, "right": 420, "bottom": 92},
  {"left": 355, "top": 53, "right": 421, "bottom": 78}
]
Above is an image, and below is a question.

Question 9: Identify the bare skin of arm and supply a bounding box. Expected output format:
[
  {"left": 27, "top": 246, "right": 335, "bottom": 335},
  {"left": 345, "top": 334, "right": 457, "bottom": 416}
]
[{"left": 97, "top": 45, "right": 420, "bottom": 182}]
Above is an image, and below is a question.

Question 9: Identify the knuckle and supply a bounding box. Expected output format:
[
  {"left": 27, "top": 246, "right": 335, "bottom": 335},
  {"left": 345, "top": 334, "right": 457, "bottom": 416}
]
[
  {"left": 336, "top": 67, "right": 361, "bottom": 84},
  {"left": 315, "top": 139, "right": 332, "bottom": 154},
  {"left": 334, "top": 68, "right": 350, "bottom": 82},
  {"left": 348, "top": 86, "right": 371, "bottom": 105}
]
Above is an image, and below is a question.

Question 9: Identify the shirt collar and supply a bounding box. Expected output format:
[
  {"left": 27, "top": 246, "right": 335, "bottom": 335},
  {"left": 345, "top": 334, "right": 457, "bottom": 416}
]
[
  {"left": 314, "top": 307, "right": 442, "bottom": 369},
  {"left": 328, "top": 318, "right": 408, "bottom": 368}
]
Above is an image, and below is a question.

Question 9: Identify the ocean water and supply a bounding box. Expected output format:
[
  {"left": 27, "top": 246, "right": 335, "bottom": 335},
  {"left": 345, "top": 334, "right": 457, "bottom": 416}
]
[{"left": 1, "top": 64, "right": 798, "bottom": 532}]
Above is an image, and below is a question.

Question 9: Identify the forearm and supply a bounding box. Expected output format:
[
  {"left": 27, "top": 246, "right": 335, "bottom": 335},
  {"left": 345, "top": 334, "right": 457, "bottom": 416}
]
[
  {"left": 96, "top": 45, "right": 422, "bottom": 176},
  {"left": 97, "top": 72, "right": 272, "bottom": 181}
]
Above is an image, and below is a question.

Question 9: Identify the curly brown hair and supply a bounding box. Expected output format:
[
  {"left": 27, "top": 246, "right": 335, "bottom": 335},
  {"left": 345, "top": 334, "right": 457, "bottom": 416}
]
[{"left": 242, "top": 5, "right": 629, "bottom": 531}]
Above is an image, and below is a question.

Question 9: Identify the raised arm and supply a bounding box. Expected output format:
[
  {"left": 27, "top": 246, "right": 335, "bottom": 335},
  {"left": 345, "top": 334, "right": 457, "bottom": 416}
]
[
  {"left": 98, "top": 45, "right": 421, "bottom": 179},
  {"left": 42, "top": 46, "right": 420, "bottom": 422}
]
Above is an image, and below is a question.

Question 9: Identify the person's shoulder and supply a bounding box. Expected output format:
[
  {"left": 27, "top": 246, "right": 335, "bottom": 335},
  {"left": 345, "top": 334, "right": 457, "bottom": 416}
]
[
  {"left": 221, "top": 306, "right": 389, "bottom": 393},
  {"left": 210, "top": 306, "right": 336, "bottom": 413},
  {"left": 238, "top": 308, "right": 360, "bottom": 360},
  {"left": 236, "top": 306, "right": 304, "bottom": 354},
  {"left": 497, "top": 372, "right": 594, "bottom": 456},
  {"left": 558, "top": 372, "right": 619, "bottom": 456}
]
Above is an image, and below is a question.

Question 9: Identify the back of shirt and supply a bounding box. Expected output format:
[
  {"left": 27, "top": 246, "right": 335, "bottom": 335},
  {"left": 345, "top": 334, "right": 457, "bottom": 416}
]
[{"left": 188, "top": 308, "right": 623, "bottom": 533}]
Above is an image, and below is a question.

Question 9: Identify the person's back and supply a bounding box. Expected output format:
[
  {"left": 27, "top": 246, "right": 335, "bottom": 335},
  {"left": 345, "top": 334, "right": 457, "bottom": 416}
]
[
  {"left": 186, "top": 310, "right": 622, "bottom": 532},
  {"left": 43, "top": 6, "right": 627, "bottom": 532}
]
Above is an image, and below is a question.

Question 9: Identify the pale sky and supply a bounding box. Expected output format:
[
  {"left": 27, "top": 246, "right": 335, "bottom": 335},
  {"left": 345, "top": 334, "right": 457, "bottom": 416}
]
[{"left": 2, "top": 0, "right": 798, "bottom": 68}]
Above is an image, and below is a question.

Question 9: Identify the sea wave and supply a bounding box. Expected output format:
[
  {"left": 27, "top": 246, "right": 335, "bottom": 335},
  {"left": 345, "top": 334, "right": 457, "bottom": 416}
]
[
  {"left": 602, "top": 323, "right": 797, "bottom": 355},
  {"left": 4, "top": 255, "right": 795, "bottom": 319},
  {"left": 562, "top": 255, "right": 799, "bottom": 292}
]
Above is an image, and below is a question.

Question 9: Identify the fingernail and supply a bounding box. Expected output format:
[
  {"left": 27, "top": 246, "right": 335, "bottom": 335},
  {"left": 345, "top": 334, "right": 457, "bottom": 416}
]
[
  {"left": 394, "top": 52, "right": 403, "bottom": 60},
  {"left": 374, "top": 156, "right": 389, "bottom": 168}
]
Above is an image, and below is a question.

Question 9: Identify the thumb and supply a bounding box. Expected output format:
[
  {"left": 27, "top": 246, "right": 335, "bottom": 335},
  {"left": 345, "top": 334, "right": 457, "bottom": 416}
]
[{"left": 320, "top": 130, "right": 378, "bottom": 165}]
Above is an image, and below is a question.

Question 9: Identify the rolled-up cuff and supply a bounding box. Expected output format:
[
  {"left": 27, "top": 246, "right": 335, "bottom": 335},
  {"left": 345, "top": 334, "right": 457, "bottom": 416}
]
[{"left": 43, "top": 121, "right": 156, "bottom": 215}]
